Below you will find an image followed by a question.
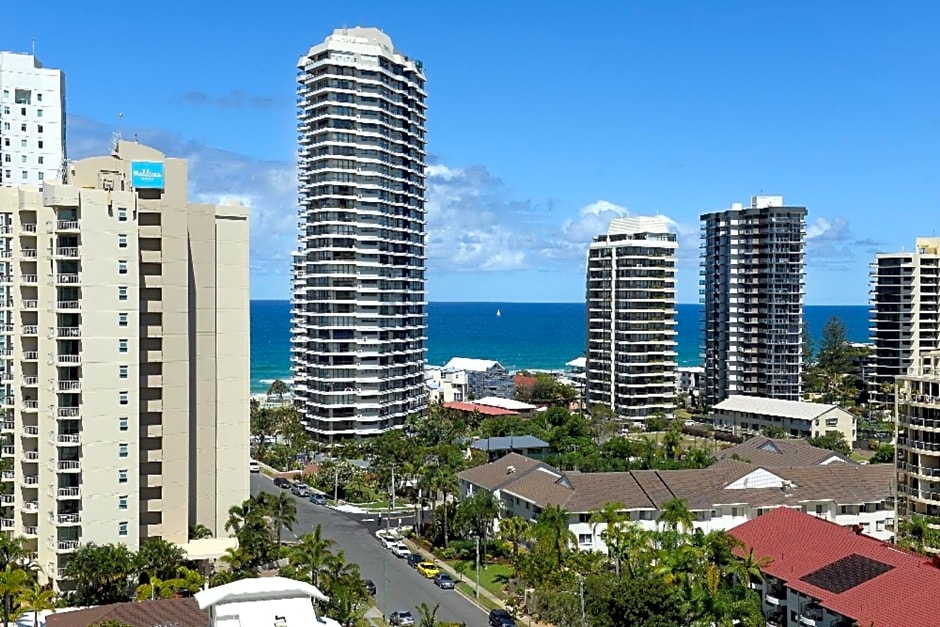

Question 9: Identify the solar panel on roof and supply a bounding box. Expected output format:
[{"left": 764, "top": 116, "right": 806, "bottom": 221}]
[{"left": 799, "top": 553, "right": 895, "bottom": 594}]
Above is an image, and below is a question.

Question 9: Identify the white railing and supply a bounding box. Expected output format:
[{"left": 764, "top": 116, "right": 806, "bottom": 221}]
[
  {"left": 57, "top": 381, "right": 80, "bottom": 391},
  {"left": 1, "top": 422, "right": 13, "bottom": 431},
  {"left": 21, "top": 501, "right": 38, "bottom": 512},
  {"left": 57, "top": 461, "right": 79, "bottom": 471},
  {"left": 22, "top": 475, "right": 38, "bottom": 485},
  {"left": 23, "top": 351, "right": 37, "bottom": 360},
  {"left": 57, "top": 408, "right": 79, "bottom": 418},
  {"left": 21, "top": 326, "right": 37, "bottom": 335},
  {"left": 22, "top": 426, "right": 38, "bottom": 436},
  {"left": 22, "top": 300, "right": 38, "bottom": 309},
  {"left": 1, "top": 446, "right": 14, "bottom": 456},
  {"left": 22, "top": 451, "right": 39, "bottom": 461},
  {"left": 57, "top": 355, "right": 79, "bottom": 364},
  {"left": 21, "top": 224, "right": 37, "bottom": 233},
  {"left": 55, "top": 274, "right": 80, "bottom": 284},
  {"left": 57, "top": 539, "right": 78, "bottom": 550},
  {"left": 56, "top": 513, "right": 80, "bottom": 524},
  {"left": 56, "top": 300, "right": 80, "bottom": 310},
  {"left": 23, "top": 526, "right": 37, "bottom": 535},
  {"left": 56, "top": 434, "right": 79, "bottom": 444},
  {"left": 20, "top": 248, "right": 36, "bottom": 258},
  {"left": 56, "top": 327, "right": 80, "bottom": 338},
  {"left": 56, "top": 487, "right": 79, "bottom": 498},
  {"left": 23, "top": 376, "right": 38, "bottom": 385},
  {"left": 19, "top": 275, "right": 37, "bottom": 284},
  {"left": 56, "top": 221, "right": 79, "bottom": 231},
  {"left": 55, "top": 247, "right": 79, "bottom": 257},
  {"left": 23, "top": 400, "right": 38, "bottom": 409}
]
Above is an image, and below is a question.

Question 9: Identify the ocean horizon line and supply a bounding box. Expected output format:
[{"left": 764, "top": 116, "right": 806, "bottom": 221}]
[{"left": 248, "top": 298, "right": 870, "bottom": 307}]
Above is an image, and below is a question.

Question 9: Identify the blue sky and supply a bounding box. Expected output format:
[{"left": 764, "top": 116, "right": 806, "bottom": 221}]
[{"left": 7, "top": 1, "right": 940, "bottom": 304}]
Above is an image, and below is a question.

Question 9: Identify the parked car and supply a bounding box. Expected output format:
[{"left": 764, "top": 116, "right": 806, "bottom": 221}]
[
  {"left": 388, "top": 610, "right": 415, "bottom": 626},
  {"left": 377, "top": 531, "right": 400, "bottom": 549},
  {"left": 406, "top": 552, "right": 424, "bottom": 569},
  {"left": 390, "top": 543, "right": 410, "bottom": 558},
  {"left": 309, "top": 493, "right": 327, "bottom": 505},
  {"left": 489, "top": 609, "right": 516, "bottom": 627},
  {"left": 363, "top": 579, "right": 376, "bottom": 595},
  {"left": 433, "top": 573, "right": 455, "bottom": 589},
  {"left": 273, "top": 477, "right": 291, "bottom": 489},
  {"left": 416, "top": 562, "right": 439, "bottom": 579},
  {"left": 249, "top": 460, "right": 261, "bottom": 473},
  {"left": 290, "top": 482, "right": 309, "bottom": 497}
]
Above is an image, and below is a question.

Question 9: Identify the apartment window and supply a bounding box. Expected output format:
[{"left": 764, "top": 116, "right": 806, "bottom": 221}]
[
  {"left": 37, "top": 140, "right": 43, "bottom": 149},
  {"left": 118, "top": 495, "right": 128, "bottom": 510},
  {"left": 19, "top": 107, "right": 25, "bottom": 116},
  {"left": 578, "top": 533, "right": 592, "bottom": 545},
  {"left": 37, "top": 156, "right": 43, "bottom": 164},
  {"left": 36, "top": 124, "right": 43, "bottom": 133},
  {"left": 20, "top": 140, "right": 26, "bottom": 148},
  {"left": 731, "top": 507, "right": 741, "bottom": 517},
  {"left": 37, "top": 173, "right": 43, "bottom": 181},
  {"left": 36, "top": 94, "right": 41, "bottom": 102},
  {"left": 1, "top": 90, "right": 6, "bottom": 98},
  {"left": 118, "top": 260, "right": 128, "bottom": 275},
  {"left": 119, "top": 417, "right": 128, "bottom": 432},
  {"left": 20, "top": 155, "right": 26, "bottom": 164},
  {"left": 3, "top": 138, "right": 7, "bottom": 146},
  {"left": 119, "top": 391, "right": 128, "bottom": 405},
  {"left": 118, "top": 443, "right": 128, "bottom": 458},
  {"left": 825, "top": 418, "right": 838, "bottom": 427},
  {"left": 815, "top": 504, "right": 825, "bottom": 515},
  {"left": 1, "top": 107, "right": 6, "bottom": 115},
  {"left": 37, "top": 109, "right": 42, "bottom": 118},
  {"left": 118, "top": 234, "right": 127, "bottom": 248},
  {"left": 118, "top": 469, "right": 128, "bottom": 483},
  {"left": 118, "top": 207, "right": 127, "bottom": 222},
  {"left": 119, "top": 365, "right": 128, "bottom": 379},
  {"left": 2, "top": 123, "right": 8, "bottom": 131},
  {"left": 3, "top": 170, "right": 9, "bottom": 179},
  {"left": 118, "top": 286, "right": 128, "bottom": 301},
  {"left": 20, "top": 124, "right": 26, "bottom": 132},
  {"left": 119, "top": 339, "right": 128, "bottom": 353},
  {"left": 2, "top": 156, "right": 7, "bottom": 163},
  {"left": 119, "top": 522, "right": 128, "bottom": 536},
  {"left": 118, "top": 312, "right": 128, "bottom": 327},
  {"left": 20, "top": 171, "right": 26, "bottom": 180}
]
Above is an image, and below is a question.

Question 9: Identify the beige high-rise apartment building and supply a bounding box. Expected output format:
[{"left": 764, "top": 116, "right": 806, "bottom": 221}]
[{"left": 0, "top": 140, "right": 249, "bottom": 587}]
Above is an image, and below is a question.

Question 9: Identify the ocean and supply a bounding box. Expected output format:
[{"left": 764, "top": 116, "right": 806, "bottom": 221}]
[{"left": 249, "top": 301, "right": 870, "bottom": 394}]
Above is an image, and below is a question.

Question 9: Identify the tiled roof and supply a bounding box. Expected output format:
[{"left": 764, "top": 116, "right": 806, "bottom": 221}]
[
  {"left": 461, "top": 454, "right": 894, "bottom": 513},
  {"left": 715, "top": 436, "right": 854, "bottom": 467},
  {"left": 443, "top": 401, "right": 517, "bottom": 416},
  {"left": 729, "top": 508, "right": 940, "bottom": 627},
  {"left": 514, "top": 373, "right": 538, "bottom": 388},
  {"left": 475, "top": 397, "right": 538, "bottom": 411},
  {"left": 713, "top": 395, "right": 843, "bottom": 420},
  {"left": 470, "top": 435, "right": 550, "bottom": 451},
  {"left": 46, "top": 597, "right": 208, "bottom": 627}
]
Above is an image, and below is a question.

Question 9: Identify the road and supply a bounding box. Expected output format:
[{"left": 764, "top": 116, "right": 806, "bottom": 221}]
[{"left": 251, "top": 474, "right": 486, "bottom": 626}]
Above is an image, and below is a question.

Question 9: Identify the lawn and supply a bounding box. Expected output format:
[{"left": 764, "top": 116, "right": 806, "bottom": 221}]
[
  {"left": 456, "top": 583, "right": 501, "bottom": 611},
  {"left": 448, "top": 561, "right": 512, "bottom": 598}
]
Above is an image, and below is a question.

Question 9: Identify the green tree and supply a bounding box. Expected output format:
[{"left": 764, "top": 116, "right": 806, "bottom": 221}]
[
  {"left": 281, "top": 524, "right": 336, "bottom": 586},
  {"left": 267, "top": 378, "right": 290, "bottom": 402},
  {"left": 802, "top": 324, "right": 815, "bottom": 366},
  {"left": 589, "top": 503, "right": 626, "bottom": 574},
  {"left": 417, "top": 602, "right": 440, "bottom": 627},
  {"left": 189, "top": 523, "right": 213, "bottom": 540},
  {"left": 0, "top": 535, "right": 34, "bottom": 572},
  {"left": 250, "top": 404, "right": 281, "bottom": 461},
  {"left": 64, "top": 543, "right": 136, "bottom": 606},
  {"left": 136, "top": 538, "right": 187, "bottom": 583},
  {"left": 224, "top": 496, "right": 278, "bottom": 570},
  {"left": 869, "top": 444, "right": 895, "bottom": 464},
  {"left": 0, "top": 565, "right": 30, "bottom": 626},
  {"left": 808, "top": 431, "right": 851, "bottom": 456},
  {"left": 497, "top": 516, "right": 531, "bottom": 565},
  {"left": 898, "top": 515, "right": 940, "bottom": 554},
  {"left": 19, "top": 582, "right": 55, "bottom": 627},
  {"left": 761, "top": 425, "right": 787, "bottom": 438},
  {"left": 658, "top": 497, "right": 694, "bottom": 534},
  {"left": 533, "top": 504, "right": 575, "bottom": 565},
  {"left": 266, "top": 490, "right": 298, "bottom": 547}
]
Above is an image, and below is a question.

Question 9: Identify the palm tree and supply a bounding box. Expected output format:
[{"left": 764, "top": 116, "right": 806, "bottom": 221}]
[
  {"left": 189, "top": 524, "right": 213, "bottom": 540},
  {"left": 431, "top": 467, "right": 458, "bottom": 547},
  {"left": 266, "top": 491, "right": 298, "bottom": 547},
  {"left": 344, "top": 473, "right": 370, "bottom": 503},
  {"left": 0, "top": 535, "right": 33, "bottom": 572},
  {"left": 18, "top": 582, "right": 54, "bottom": 627},
  {"left": 267, "top": 379, "right": 290, "bottom": 402},
  {"left": 416, "top": 602, "right": 440, "bottom": 627},
  {"left": 286, "top": 525, "right": 336, "bottom": 586},
  {"left": 0, "top": 565, "right": 30, "bottom": 626},
  {"left": 533, "top": 504, "right": 575, "bottom": 565},
  {"left": 658, "top": 497, "right": 694, "bottom": 533},
  {"left": 898, "top": 515, "right": 940, "bottom": 554},
  {"left": 589, "top": 502, "right": 626, "bottom": 573},
  {"left": 497, "top": 516, "right": 531, "bottom": 565}
]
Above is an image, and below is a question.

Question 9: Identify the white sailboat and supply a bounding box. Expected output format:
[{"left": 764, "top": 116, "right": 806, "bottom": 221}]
[{"left": 496, "top": 308, "right": 501, "bottom": 317}]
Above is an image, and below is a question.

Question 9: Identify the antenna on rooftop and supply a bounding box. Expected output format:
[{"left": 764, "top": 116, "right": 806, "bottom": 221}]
[{"left": 31, "top": 38, "right": 35, "bottom": 57}]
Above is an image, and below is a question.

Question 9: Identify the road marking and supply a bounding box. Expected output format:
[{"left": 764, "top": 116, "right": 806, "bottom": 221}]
[{"left": 362, "top": 517, "right": 376, "bottom": 522}]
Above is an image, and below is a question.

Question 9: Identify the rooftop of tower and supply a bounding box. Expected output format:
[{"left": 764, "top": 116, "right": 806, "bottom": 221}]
[
  {"left": 606, "top": 215, "right": 673, "bottom": 236},
  {"left": 298, "top": 27, "right": 423, "bottom": 74}
]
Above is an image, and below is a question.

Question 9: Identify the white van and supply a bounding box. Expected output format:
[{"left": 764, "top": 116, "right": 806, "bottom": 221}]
[{"left": 249, "top": 460, "right": 261, "bottom": 473}]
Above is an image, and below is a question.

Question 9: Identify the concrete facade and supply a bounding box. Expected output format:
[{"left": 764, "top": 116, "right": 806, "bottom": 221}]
[
  {"left": 291, "top": 27, "right": 427, "bottom": 441},
  {"left": 585, "top": 216, "right": 678, "bottom": 421},
  {"left": 701, "top": 196, "right": 806, "bottom": 406},
  {"left": 0, "top": 140, "right": 249, "bottom": 588},
  {"left": 711, "top": 395, "right": 856, "bottom": 444},
  {"left": 0, "top": 52, "right": 66, "bottom": 187}
]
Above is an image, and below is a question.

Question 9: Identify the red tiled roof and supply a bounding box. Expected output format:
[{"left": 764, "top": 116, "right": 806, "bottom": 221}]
[
  {"left": 443, "top": 401, "right": 517, "bottom": 416},
  {"left": 46, "top": 597, "right": 208, "bottom": 627},
  {"left": 514, "top": 374, "right": 538, "bottom": 389},
  {"left": 729, "top": 507, "right": 940, "bottom": 627}
]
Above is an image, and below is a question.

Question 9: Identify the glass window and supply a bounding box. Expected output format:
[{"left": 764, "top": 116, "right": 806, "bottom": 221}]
[
  {"left": 119, "top": 365, "right": 128, "bottom": 379},
  {"left": 37, "top": 173, "right": 43, "bottom": 181},
  {"left": 118, "top": 286, "right": 127, "bottom": 301},
  {"left": 118, "top": 234, "right": 128, "bottom": 248},
  {"left": 118, "top": 207, "right": 127, "bottom": 222},
  {"left": 119, "top": 391, "right": 128, "bottom": 405},
  {"left": 37, "top": 125, "right": 43, "bottom": 133},
  {"left": 118, "top": 260, "right": 127, "bottom": 275},
  {"left": 119, "top": 495, "right": 128, "bottom": 510},
  {"left": 119, "top": 443, "right": 128, "bottom": 458},
  {"left": 118, "top": 312, "right": 128, "bottom": 327},
  {"left": 37, "top": 109, "right": 42, "bottom": 118},
  {"left": 36, "top": 93, "right": 41, "bottom": 102},
  {"left": 119, "top": 522, "right": 128, "bottom": 536},
  {"left": 119, "top": 417, "right": 128, "bottom": 431},
  {"left": 37, "top": 156, "right": 43, "bottom": 164},
  {"left": 119, "top": 339, "right": 128, "bottom": 353},
  {"left": 119, "top": 469, "right": 128, "bottom": 483}
]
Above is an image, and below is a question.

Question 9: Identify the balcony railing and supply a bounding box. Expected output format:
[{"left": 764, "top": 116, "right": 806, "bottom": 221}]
[
  {"left": 22, "top": 300, "right": 37, "bottom": 309},
  {"left": 0, "top": 471, "right": 13, "bottom": 481},
  {"left": 21, "top": 224, "right": 37, "bottom": 233},
  {"left": 22, "top": 351, "right": 37, "bottom": 361},
  {"left": 57, "top": 539, "right": 79, "bottom": 551},
  {"left": 22, "top": 376, "right": 38, "bottom": 385},
  {"left": 56, "top": 487, "right": 80, "bottom": 498},
  {"left": 19, "top": 275, "right": 37, "bottom": 284},
  {"left": 0, "top": 519, "right": 12, "bottom": 529},
  {"left": 21, "top": 325, "right": 37, "bottom": 335},
  {"left": 1, "top": 422, "right": 13, "bottom": 431},
  {"left": 57, "top": 407, "right": 79, "bottom": 418},
  {"left": 23, "top": 525, "right": 37, "bottom": 536},
  {"left": 57, "top": 461, "right": 80, "bottom": 471},
  {"left": 57, "top": 354, "right": 80, "bottom": 365},
  {"left": 22, "top": 451, "right": 39, "bottom": 461},
  {"left": 22, "top": 400, "right": 38, "bottom": 409},
  {"left": 20, "top": 248, "right": 36, "bottom": 258},
  {"left": 54, "top": 247, "right": 79, "bottom": 258},
  {"left": 22, "top": 426, "right": 38, "bottom": 436},
  {"left": 55, "top": 274, "right": 80, "bottom": 285},
  {"left": 1, "top": 446, "right": 14, "bottom": 456},
  {"left": 21, "top": 501, "right": 38, "bottom": 513},
  {"left": 56, "top": 434, "right": 79, "bottom": 445},
  {"left": 55, "top": 221, "right": 80, "bottom": 231},
  {"left": 22, "top": 475, "right": 38, "bottom": 485},
  {"left": 55, "top": 513, "right": 81, "bottom": 524},
  {"left": 56, "top": 327, "right": 80, "bottom": 338},
  {"left": 57, "top": 381, "right": 80, "bottom": 392},
  {"left": 56, "top": 300, "right": 80, "bottom": 310}
]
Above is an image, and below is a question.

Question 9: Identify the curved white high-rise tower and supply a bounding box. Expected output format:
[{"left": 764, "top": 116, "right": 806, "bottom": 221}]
[{"left": 292, "top": 28, "right": 427, "bottom": 442}]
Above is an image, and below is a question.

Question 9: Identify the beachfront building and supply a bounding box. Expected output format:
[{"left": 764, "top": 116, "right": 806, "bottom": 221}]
[
  {"left": 0, "top": 140, "right": 250, "bottom": 589},
  {"left": 700, "top": 196, "right": 807, "bottom": 406},
  {"left": 729, "top": 508, "right": 940, "bottom": 627},
  {"left": 0, "top": 51, "right": 66, "bottom": 187},
  {"left": 711, "top": 395, "right": 856, "bottom": 445},
  {"left": 585, "top": 216, "right": 677, "bottom": 422},
  {"left": 458, "top": 453, "right": 896, "bottom": 551},
  {"left": 443, "top": 357, "right": 513, "bottom": 400},
  {"left": 291, "top": 27, "right": 428, "bottom": 441},
  {"left": 870, "top": 238, "right": 940, "bottom": 406},
  {"left": 895, "top": 350, "right": 940, "bottom": 553},
  {"left": 676, "top": 366, "right": 704, "bottom": 395},
  {"left": 424, "top": 365, "right": 468, "bottom": 403}
]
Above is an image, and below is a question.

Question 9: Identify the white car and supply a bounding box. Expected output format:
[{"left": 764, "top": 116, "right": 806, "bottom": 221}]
[
  {"left": 376, "top": 531, "right": 400, "bottom": 549},
  {"left": 249, "top": 460, "right": 261, "bottom": 473},
  {"left": 391, "top": 542, "right": 410, "bottom": 558}
]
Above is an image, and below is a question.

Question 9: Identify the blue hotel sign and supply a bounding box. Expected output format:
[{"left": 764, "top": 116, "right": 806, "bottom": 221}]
[{"left": 130, "top": 161, "right": 165, "bottom": 189}]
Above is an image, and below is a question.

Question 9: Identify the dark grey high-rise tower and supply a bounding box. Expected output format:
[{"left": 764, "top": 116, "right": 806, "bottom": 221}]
[
  {"left": 291, "top": 28, "right": 427, "bottom": 441},
  {"left": 700, "top": 196, "right": 807, "bottom": 406}
]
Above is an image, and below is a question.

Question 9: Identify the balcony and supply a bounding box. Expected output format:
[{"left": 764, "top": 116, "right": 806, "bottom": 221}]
[
  {"left": 22, "top": 376, "right": 37, "bottom": 386},
  {"left": 0, "top": 494, "right": 12, "bottom": 504},
  {"left": 21, "top": 325, "right": 37, "bottom": 336},
  {"left": 21, "top": 501, "right": 38, "bottom": 514},
  {"left": 57, "top": 380, "right": 80, "bottom": 392},
  {"left": 21, "top": 300, "right": 37, "bottom": 310},
  {"left": 56, "top": 539, "right": 79, "bottom": 552},
  {"left": 22, "top": 451, "right": 38, "bottom": 462},
  {"left": 53, "top": 247, "right": 79, "bottom": 258},
  {"left": 0, "top": 519, "right": 12, "bottom": 529},
  {"left": 55, "top": 300, "right": 80, "bottom": 311},
  {"left": 57, "top": 407, "right": 79, "bottom": 419},
  {"left": 55, "top": 221, "right": 80, "bottom": 232},
  {"left": 55, "top": 274, "right": 80, "bottom": 285},
  {"left": 56, "top": 487, "right": 80, "bottom": 499},
  {"left": 22, "top": 351, "right": 37, "bottom": 361},
  {"left": 56, "top": 354, "right": 80, "bottom": 366},
  {"left": 55, "top": 568, "right": 65, "bottom": 579},
  {"left": 22, "top": 400, "right": 38, "bottom": 410},
  {"left": 19, "top": 275, "right": 37, "bottom": 284},
  {"left": 1, "top": 421, "right": 13, "bottom": 432},
  {"left": 56, "top": 327, "right": 80, "bottom": 339},
  {"left": 22, "top": 525, "right": 37, "bottom": 537},
  {"left": 22, "top": 475, "right": 38, "bottom": 486},
  {"left": 20, "top": 223, "right": 37, "bottom": 233},
  {"left": 799, "top": 603, "right": 824, "bottom": 626},
  {"left": 1, "top": 446, "right": 14, "bottom": 457},
  {"left": 55, "top": 434, "right": 79, "bottom": 445},
  {"left": 22, "top": 426, "right": 38, "bottom": 436},
  {"left": 57, "top": 461, "right": 80, "bottom": 472},
  {"left": 55, "top": 513, "right": 81, "bottom": 525},
  {"left": 1, "top": 470, "right": 13, "bottom": 481},
  {"left": 20, "top": 248, "right": 36, "bottom": 258}
]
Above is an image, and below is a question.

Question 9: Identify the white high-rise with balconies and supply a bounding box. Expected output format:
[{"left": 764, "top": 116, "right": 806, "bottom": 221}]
[
  {"left": 0, "top": 52, "right": 66, "bottom": 187},
  {"left": 585, "top": 216, "right": 678, "bottom": 422},
  {"left": 292, "top": 28, "right": 427, "bottom": 441},
  {"left": 700, "top": 196, "right": 807, "bottom": 406}
]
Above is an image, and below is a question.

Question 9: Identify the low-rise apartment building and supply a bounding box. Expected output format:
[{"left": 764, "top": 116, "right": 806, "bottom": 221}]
[
  {"left": 711, "top": 395, "right": 856, "bottom": 444},
  {"left": 714, "top": 436, "right": 853, "bottom": 466},
  {"left": 458, "top": 453, "right": 895, "bottom": 554},
  {"left": 729, "top": 507, "right": 940, "bottom": 627},
  {"left": 425, "top": 365, "right": 468, "bottom": 403},
  {"left": 442, "top": 357, "right": 513, "bottom": 400}
]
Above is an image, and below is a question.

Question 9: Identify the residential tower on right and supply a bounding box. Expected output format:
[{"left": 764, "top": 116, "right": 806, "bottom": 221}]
[
  {"left": 895, "top": 350, "right": 940, "bottom": 553},
  {"left": 700, "top": 196, "right": 807, "bottom": 407},
  {"left": 869, "top": 238, "right": 940, "bottom": 406}
]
